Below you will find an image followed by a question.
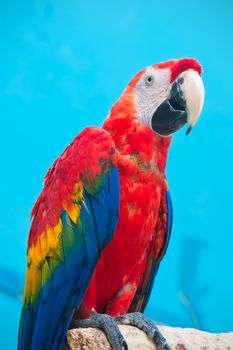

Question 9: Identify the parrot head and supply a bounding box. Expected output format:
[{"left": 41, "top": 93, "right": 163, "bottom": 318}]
[{"left": 108, "top": 58, "right": 204, "bottom": 138}]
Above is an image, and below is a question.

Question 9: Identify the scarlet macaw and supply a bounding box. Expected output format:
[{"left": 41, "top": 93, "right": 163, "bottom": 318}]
[{"left": 18, "top": 58, "right": 204, "bottom": 350}]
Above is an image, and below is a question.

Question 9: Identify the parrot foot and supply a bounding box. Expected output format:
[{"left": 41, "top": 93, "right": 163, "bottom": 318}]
[
  {"left": 115, "top": 312, "right": 172, "bottom": 350},
  {"left": 71, "top": 311, "right": 128, "bottom": 350}
]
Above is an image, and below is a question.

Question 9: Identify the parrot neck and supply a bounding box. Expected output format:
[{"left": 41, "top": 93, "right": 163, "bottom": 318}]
[{"left": 103, "top": 95, "right": 172, "bottom": 173}]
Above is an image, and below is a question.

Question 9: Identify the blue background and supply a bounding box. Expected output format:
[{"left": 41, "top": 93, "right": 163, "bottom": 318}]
[{"left": 0, "top": 1, "right": 233, "bottom": 348}]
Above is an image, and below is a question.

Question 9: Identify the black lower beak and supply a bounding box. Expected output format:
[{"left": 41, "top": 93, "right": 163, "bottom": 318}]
[{"left": 151, "top": 79, "right": 188, "bottom": 136}]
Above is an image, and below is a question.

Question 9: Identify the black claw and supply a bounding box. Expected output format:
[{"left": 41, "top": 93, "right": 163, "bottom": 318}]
[
  {"left": 70, "top": 312, "right": 128, "bottom": 350},
  {"left": 115, "top": 312, "right": 172, "bottom": 350},
  {"left": 122, "top": 339, "right": 128, "bottom": 350}
]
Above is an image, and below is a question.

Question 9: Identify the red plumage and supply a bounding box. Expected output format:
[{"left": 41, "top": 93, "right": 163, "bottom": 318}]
[
  {"left": 77, "top": 78, "right": 171, "bottom": 319},
  {"left": 77, "top": 58, "right": 202, "bottom": 318}
]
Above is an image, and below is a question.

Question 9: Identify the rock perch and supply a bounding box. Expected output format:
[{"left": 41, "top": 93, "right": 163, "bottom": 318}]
[{"left": 66, "top": 324, "right": 233, "bottom": 350}]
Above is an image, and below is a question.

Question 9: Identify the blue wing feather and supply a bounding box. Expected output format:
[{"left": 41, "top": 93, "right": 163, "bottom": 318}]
[{"left": 18, "top": 167, "right": 120, "bottom": 350}]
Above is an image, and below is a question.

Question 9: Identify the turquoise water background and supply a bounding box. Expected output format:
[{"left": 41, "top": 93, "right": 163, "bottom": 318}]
[{"left": 0, "top": 1, "right": 233, "bottom": 348}]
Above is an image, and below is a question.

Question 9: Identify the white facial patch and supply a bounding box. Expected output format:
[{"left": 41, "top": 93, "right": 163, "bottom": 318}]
[{"left": 134, "top": 68, "right": 171, "bottom": 127}]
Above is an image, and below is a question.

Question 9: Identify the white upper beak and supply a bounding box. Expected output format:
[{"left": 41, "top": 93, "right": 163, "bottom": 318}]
[{"left": 179, "top": 69, "right": 205, "bottom": 134}]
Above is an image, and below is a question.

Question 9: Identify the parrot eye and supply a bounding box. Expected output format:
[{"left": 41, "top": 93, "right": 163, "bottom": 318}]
[{"left": 145, "top": 74, "right": 155, "bottom": 86}]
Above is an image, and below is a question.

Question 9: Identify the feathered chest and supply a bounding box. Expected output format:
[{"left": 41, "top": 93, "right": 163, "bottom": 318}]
[{"left": 110, "top": 152, "right": 167, "bottom": 259}]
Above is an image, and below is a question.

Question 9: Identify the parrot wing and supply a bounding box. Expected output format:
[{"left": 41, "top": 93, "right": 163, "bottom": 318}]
[
  {"left": 129, "top": 188, "right": 173, "bottom": 312},
  {"left": 18, "top": 127, "right": 120, "bottom": 350}
]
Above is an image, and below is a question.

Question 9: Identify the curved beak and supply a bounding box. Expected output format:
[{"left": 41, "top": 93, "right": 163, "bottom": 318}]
[{"left": 151, "top": 69, "right": 205, "bottom": 136}]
